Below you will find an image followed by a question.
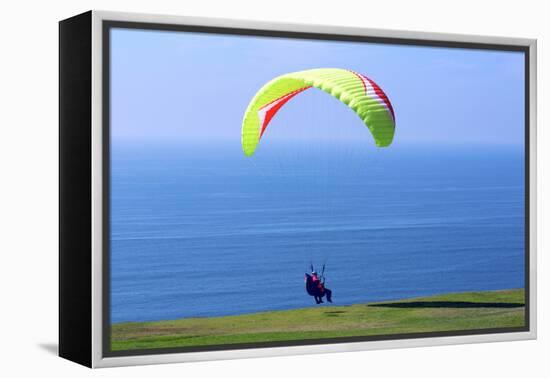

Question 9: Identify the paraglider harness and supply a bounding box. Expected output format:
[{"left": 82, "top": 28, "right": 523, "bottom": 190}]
[{"left": 305, "top": 263, "right": 332, "bottom": 304}]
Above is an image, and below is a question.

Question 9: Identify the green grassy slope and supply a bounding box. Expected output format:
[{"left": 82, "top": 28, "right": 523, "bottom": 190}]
[{"left": 111, "top": 289, "right": 525, "bottom": 351}]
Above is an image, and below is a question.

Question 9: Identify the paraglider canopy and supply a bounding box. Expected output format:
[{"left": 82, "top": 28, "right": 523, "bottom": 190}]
[{"left": 241, "top": 68, "right": 395, "bottom": 156}]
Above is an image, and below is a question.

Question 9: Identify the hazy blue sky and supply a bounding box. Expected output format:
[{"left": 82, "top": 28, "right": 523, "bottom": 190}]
[{"left": 110, "top": 28, "right": 525, "bottom": 147}]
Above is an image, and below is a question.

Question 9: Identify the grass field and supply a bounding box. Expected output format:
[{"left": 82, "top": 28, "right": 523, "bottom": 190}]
[{"left": 111, "top": 289, "right": 525, "bottom": 351}]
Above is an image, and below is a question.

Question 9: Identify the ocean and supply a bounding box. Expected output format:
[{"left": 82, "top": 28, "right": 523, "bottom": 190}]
[{"left": 109, "top": 142, "right": 525, "bottom": 324}]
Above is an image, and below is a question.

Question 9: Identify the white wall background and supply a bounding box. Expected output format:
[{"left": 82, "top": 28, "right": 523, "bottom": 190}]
[{"left": 0, "top": 0, "right": 546, "bottom": 376}]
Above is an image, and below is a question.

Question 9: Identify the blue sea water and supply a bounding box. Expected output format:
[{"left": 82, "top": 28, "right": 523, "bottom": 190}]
[{"left": 109, "top": 142, "right": 525, "bottom": 324}]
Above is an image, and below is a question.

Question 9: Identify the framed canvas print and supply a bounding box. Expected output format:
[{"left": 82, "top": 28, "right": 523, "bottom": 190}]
[{"left": 59, "top": 10, "right": 537, "bottom": 368}]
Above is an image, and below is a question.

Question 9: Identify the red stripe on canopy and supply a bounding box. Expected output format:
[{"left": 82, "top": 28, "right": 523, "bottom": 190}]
[
  {"left": 366, "top": 76, "right": 395, "bottom": 121},
  {"left": 348, "top": 70, "right": 395, "bottom": 121},
  {"left": 258, "top": 86, "right": 311, "bottom": 139}
]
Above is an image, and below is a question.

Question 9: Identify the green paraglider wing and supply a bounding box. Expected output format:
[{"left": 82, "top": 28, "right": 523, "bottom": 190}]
[{"left": 241, "top": 68, "right": 396, "bottom": 156}]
